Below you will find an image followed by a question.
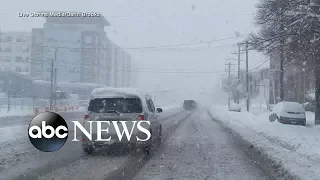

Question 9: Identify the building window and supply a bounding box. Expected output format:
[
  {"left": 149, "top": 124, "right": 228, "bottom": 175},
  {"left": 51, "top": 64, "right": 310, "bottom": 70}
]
[
  {"left": 5, "top": 47, "right": 11, "bottom": 52},
  {"left": 6, "top": 36, "right": 12, "bottom": 42},
  {"left": 16, "top": 46, "right": 23, "bottom": 52},
  {"left": 46, "top": 58, "right": 52, "bottom": 63},
  {"left": 70, "top": 48, "right": 80, "bottom": 53},
  {"left": 84, "top": 36, "right": 93, "bottom": 43},
  {"left": 47, "top": 68, "right": 51, "bottom": 72},
  {"left": 15, "top": 67, "right": 22, "bottom": 72},
  {"left": 48, "top": 37, "right": 54, "bottom": 42},
  {"left": 69, "top": 67, "right": 79, "bottom": 73},
  {"left": 25, "top": 48, "right": 30, "bottom": 53},
  {"left": 0, "top": 47, "right": 1, "bottom": 52},
  {"left": 25, "top": 67, "right": 29, "bottom": 72},
  {"left": 26, "top": 57, "right": 29, "bottom": 62},
  {"left": 5, "top": 57, "right": 11, "bottom": 62},
  {"left": 16, "top": 56, "right": 23, "bottom": 62},
  {"left": 16, "top": 38, "right": 24, "bottom": 43}
]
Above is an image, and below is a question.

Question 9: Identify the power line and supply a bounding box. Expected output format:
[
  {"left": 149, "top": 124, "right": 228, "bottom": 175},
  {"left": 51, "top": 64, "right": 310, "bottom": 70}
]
[
  {"left": 249, "top": 58, "right": 269, "bottom": 72},
  {"left": 126, "top": 44, "right": 236, "bottom": 51},
  {"left": 123, "top": 35, "right": 247, "bottom": 49},
  {"left": 1, "top": 58, "right": 237, "bottom": 74},
  {"left": 111, "top": 13, "right": 255, "bottom": 19},
  {"left": 249, "top": 58, "right": 269, "bottom": 69},
  {"left": 0, "top": 34, "right": 248, "bottom": 51}
]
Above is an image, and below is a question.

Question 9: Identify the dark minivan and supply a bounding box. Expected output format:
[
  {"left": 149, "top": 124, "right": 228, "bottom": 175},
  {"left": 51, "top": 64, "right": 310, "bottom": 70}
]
[{"left": 183, "top": 100, "right": 197, "bottom": 111}]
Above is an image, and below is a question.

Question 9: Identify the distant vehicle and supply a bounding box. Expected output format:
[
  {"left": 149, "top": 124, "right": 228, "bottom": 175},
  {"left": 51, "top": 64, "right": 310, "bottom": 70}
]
[
  {"left": 82, "top": 87, "right": 163, "bottom": 155},
  {"left": 183, "top": 100, "right": 197, "bottom": 110},
  {"left": 228, "top": 103, "right": 241, "bottom": 112},
  {"left": 269, "top": 101, "right": 306, "bottom": 126},
  {"left": 52, "top": 91, "right": 69, "bottom": 106},
  {"left": 52, "top": 91, "right": 79, "bottom": 106}
]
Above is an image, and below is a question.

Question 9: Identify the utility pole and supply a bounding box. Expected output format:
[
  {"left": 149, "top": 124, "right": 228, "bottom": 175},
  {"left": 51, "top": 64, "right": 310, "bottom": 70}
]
[
  {"left": 114, "top": 47, "right": 118, "bottom": 88},
  {"left": 231, "top": 47, "right": 245, "bottom": 104},
  {"left": 54, "top": 67, "right": 57, "bottom": 109},
  {"left": 228, "top": 62, "right": 231, "bottom": 108},
  {"left": 49, "top": 48, "right": 57, "bottom": 111},
  {"left": 246, "top": 41, "right": 250, "bottom": 112},
  {"left": 303, "top": 68, "right": 306, "bottom": 103},
  {"left": 49, "top": 57, "right": 54, "bottom": 111},
  {"left": 237, "top": 43, "right": 241, "bottom": 104},
  {"left": 221, "top": 75, "right": 225, "bottom": 105},
  {"left": 225, "top": 62, "right": 236, "bottom": 108},
  {"left": 7, "top": 74, "right": 10, "bottom": 113},
  {"left": 279, "top": 25, "right": 285, "bottom": 102}
]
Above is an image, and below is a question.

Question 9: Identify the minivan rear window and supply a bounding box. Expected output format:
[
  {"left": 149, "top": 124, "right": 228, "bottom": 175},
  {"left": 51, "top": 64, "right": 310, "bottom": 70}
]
[{"left": 88, "top": 97, "right": 143, "bottom": 113}]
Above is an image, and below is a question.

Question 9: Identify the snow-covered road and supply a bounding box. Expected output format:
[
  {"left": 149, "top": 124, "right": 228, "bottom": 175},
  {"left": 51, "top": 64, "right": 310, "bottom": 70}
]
[
  {"left": 0, "top": 105, "right": 185, "bottom": 180},
  {"left": 209, "top": 105, "right": 320, "bottom": 180},
  {"left": 0, "top": 106, "right": 271, "bottom": 180},
  {"left": 134, "top": 109, "right": 269, "bottom": 180}
]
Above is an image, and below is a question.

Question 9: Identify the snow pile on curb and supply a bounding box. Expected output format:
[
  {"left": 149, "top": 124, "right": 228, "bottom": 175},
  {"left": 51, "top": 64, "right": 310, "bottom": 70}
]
[
  {"left": 0, "top": 106, "right": 86, "bottom": 118},
  {"left": 209, "top": 106, "right": 320, "bottom": 180},
  {"left": 0, "top": 108, "right": 34, "bottom": 117},
  {"left": 160, "top": 104, "right": 181, "bottom": 111}
]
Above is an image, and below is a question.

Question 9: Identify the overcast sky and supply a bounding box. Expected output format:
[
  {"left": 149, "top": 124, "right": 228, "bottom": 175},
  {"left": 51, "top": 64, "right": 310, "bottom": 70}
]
[{"left": 0, "top": 0, "right": 267, "bottom": 102}]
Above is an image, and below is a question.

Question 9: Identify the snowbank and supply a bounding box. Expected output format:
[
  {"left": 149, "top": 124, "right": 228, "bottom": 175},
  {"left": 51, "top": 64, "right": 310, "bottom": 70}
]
[
  {"left": 209, "top": 105, "right": 320, "bottom": 180},
  {"left": 0, "top": 106, "right": 86, "bottom": 118},
  {"left": 159, "top": 104, "right": 181, "bottom": 111},
  {"left": 0, "top": 107, "right": 34, "bottom": 117}
]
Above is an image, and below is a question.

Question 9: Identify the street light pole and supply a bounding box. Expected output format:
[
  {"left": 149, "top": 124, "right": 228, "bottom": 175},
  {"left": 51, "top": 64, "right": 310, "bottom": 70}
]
[
  {"left": 49, "top": 57, "right": 54, "bottom": 111},
  {"left": 49, "top": 48, "right": 57, "bottom": 111},
  {"left": 237, "top": 43, "right": 241, "bottom": 104},
  {"left": 54, "top": 67, "right": 57, "bottom": 109},
  {"left": 246, "top": 41, "right": 250, "bottom": 112}
]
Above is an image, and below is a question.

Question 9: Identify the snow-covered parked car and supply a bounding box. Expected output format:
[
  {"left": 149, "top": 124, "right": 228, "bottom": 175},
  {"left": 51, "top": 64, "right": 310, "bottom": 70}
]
[
  {"left": 228, "top": 103, "right": 241, "bottom": 112},
  {"left": 82, "top": 87, "right": 163, "bottom": 155},
  {"left": 269, "top": 101, "right": 306, "bottom": 126}
]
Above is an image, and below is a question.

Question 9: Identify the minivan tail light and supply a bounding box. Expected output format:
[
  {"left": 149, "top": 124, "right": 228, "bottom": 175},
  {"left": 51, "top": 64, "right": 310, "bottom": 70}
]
[
  {"left": 138, "top": 115, "right": 144, "bottom": 120},
  {"left": 84, "top": 114, "right": 89, "bottom": 120}
]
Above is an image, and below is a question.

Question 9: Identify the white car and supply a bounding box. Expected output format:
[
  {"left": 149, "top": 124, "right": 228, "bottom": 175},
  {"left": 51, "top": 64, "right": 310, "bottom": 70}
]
[
  {"left": 82, "top": 87, "right": 163, "bottom": 155},
  {"left": 228, "top": 103, "right": 241, "bottom": 112},
  {"left": 269, "top": 101, "right": 306, "bottom": 126}
]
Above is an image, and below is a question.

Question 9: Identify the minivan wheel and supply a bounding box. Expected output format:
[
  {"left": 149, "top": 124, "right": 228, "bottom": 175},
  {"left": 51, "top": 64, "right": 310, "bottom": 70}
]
[
  {"left": 83, "top": 146, "right": 94, "bottom": 155},
  {"left": 157, "top": 126, "right": 162, "bottom": 145},
  {"left": 144, "top": 131, "right": 153, "bottom": 156}
]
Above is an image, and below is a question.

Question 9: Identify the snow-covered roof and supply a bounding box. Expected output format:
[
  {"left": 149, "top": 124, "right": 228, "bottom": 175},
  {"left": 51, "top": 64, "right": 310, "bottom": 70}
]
[
  {"left": 91, "top": 87, "right": 151, "bottom": 100},
  {"left": 275, "top": 101, "right": 305, "bottom": 112}
]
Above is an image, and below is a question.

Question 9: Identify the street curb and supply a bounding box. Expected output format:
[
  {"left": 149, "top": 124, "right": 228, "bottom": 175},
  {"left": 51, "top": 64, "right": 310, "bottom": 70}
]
[{"left": 207, "top": 109, "right": 300, "bottom": 180}]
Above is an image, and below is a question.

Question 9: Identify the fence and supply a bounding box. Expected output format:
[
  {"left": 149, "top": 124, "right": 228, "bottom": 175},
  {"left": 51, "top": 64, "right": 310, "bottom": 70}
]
[{"left": 0, "top": 97, "right": 83, "bottom": 115}]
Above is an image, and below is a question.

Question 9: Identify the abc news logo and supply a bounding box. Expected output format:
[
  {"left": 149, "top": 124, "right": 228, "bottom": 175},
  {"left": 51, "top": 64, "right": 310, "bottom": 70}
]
[{"left": 28, "top": 112, "right": 151, "bottom": 152}]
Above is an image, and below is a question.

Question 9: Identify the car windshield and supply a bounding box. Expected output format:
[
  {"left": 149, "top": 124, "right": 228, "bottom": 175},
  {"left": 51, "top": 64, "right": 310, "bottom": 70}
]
[
  {"left": 88, "top": 97, "right": 143, "bottom": 113},
  {"left": 2, "top": 0, "right": 320, "bottom": 179}
]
